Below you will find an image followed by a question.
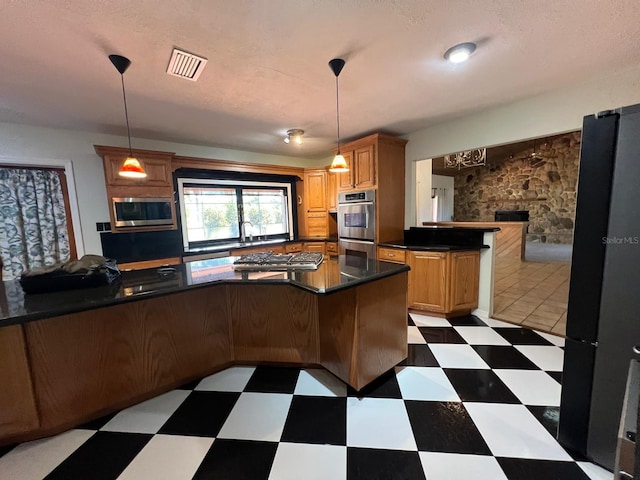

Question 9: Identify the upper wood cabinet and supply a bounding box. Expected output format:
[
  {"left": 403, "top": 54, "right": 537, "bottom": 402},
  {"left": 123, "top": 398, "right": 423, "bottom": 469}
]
[
  {"left": 304, "top": 170, "right": 327, "bottom": 212},
  {"left": 326, "top": 171, "right": 338, "bottom": 212},
  {"left": 97, "top": 146, "right": 174, "bottom": 188},
  {"left": 94, "top": 145, "right": 177, "bottom": 232},
  {"left": 337, "top": 143, "right": 376, "bottom": 191}
]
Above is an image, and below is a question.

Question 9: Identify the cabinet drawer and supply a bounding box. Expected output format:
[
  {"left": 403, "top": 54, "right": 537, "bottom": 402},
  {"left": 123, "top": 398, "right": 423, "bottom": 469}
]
[
  {"left": 285, "top": 243, "right": 303, "bottom": 253},
  {"left": 377, "top": 247, "right": 405, "bottom": 263},
  {"left": 326, "top": 242, "right": 338, "bottom": 254},
  {"left": 303, "top": 242, "right": 326, "bottom": 254}
]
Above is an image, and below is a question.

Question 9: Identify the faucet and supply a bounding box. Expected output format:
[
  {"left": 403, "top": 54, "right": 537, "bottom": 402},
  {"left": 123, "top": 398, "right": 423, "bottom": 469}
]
[{"left": 240, "top": 221, "right": 253, "bottom": 243}]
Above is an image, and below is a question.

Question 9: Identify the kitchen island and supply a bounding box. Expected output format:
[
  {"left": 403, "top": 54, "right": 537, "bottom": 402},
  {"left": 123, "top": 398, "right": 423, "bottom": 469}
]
[{"left": 0, "top": 256, "right": 408, "bottom": 446}]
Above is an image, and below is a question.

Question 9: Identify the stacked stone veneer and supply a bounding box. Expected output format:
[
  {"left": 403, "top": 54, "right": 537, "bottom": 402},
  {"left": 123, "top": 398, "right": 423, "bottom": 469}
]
[{"left": 453, "top": 131, "right": 581, "bottom": 244}]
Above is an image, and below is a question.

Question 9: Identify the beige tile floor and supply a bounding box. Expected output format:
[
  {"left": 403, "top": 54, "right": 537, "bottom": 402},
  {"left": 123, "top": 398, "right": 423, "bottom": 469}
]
[{"left": 492, "top": 256, "right": 571, "bottom": 336}]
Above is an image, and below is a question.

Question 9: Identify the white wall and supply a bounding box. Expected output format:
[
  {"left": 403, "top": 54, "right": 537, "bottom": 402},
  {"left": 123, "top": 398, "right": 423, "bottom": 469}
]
[
  {"left": 0, "top": 123, "right": 323, "bottom": 255},
  {"left": 404, "top": 64, "right": 640, "bottom": 227}
]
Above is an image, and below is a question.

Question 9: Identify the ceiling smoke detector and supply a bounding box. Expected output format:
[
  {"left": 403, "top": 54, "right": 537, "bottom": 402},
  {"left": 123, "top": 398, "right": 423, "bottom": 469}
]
[{"left": 166, "top": 48, "right": 208, "bottom": 81}]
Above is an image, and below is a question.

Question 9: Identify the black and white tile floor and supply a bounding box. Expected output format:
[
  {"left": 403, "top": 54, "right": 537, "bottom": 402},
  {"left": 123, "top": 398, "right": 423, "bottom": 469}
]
[{"left": 0, "top": 313, "right": 613, "bottom": 479}]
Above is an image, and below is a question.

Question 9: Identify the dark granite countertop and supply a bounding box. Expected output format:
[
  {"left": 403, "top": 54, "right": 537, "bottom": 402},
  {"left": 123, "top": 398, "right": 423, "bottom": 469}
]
[
  {"left": 378, "top": 241, "right": 489, "bottom": 251},
  {"left": 0, "top": 255, "right": 408, "bottom": 327}
]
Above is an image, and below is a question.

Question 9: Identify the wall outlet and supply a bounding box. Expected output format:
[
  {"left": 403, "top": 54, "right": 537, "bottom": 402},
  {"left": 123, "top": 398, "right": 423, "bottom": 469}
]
[{"left": 96, "top": 222, "right": 104, "bottom": 232}]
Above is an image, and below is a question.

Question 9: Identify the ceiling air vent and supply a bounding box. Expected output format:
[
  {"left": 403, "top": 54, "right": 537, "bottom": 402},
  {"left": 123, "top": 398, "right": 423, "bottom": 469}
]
[{"left": 166, "top": 48, "right": 207, "bottom": 81}]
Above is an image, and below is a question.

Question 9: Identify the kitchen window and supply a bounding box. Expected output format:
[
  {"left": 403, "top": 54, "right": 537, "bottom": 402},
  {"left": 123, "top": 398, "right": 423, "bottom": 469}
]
[{"left": 177, "top": 177, "right": 294, "bottom": 250}]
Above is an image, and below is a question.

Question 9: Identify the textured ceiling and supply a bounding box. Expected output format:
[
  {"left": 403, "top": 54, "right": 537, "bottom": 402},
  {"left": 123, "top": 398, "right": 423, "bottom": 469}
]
[{"left": 1, "top": 0, "right": 639, "bottom": 158}]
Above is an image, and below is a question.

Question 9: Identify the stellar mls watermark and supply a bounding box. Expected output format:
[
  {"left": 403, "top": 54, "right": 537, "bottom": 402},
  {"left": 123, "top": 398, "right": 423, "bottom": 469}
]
[{"left": 602, "top": 236, "right": 640, "bottom": 244}]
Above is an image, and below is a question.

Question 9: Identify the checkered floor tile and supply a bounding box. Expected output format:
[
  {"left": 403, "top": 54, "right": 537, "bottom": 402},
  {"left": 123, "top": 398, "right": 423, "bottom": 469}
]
[{"left": 0, "top": 313, "right": 613, "bottom": 480}]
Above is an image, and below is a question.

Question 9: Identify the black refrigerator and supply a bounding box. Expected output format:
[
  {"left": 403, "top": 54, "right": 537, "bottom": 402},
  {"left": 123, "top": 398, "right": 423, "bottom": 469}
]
[{"left": 558, "top": 103, "right": 640, "bottom": 470}]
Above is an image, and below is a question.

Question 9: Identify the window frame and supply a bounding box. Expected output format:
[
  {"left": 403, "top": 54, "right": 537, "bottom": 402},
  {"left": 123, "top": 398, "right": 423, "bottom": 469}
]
[{"left": 177, "top": 177, "right": 294, "bottom": 250}]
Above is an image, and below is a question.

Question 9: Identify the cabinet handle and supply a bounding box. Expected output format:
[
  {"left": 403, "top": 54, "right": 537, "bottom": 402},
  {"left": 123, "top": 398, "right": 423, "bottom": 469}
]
[{"left": 388, "top": 253, "right": 395, "bottom": 257}]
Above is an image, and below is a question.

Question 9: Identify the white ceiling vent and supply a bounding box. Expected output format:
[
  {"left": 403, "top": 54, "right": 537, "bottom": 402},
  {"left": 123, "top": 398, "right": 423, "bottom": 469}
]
[{"left": 166, "top": 48, "right": 207, "bottom": 81}]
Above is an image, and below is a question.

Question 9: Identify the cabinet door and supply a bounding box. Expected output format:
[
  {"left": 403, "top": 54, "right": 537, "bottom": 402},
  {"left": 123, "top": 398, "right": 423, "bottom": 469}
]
[
  {"left": 354, "top": 144, "right": 376, "bottom": 189},
  {"left": 325, "top": 242, "right": 338, "bottom": 255},
  {"left": 104, "top": 155, "right": 172, "bottom": 187},
  {"left": 407, "top": 251, "right": 448, "bottom": 312},
  {"left": 338, "top": 151, "right": 354, "bottom": 191},
  {"left": 306, "top": 212, "right": 328, "bottom": 238},
  {"left": 326, "top": 171, "right": 338, "bottom": 211},
  {"left": 448, "top": 251, "right": 480, "bottom": 311},
  {"left": 304, "top": 170, "right": 327, "bottom": 212}
]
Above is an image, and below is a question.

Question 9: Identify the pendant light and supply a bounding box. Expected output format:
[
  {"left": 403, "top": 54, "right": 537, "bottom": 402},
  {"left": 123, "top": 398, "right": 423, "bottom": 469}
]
[
  {"left": 109, "top": 54, "right": 146, "bottom": 178},
  {"left": 328, "top": 58, "right": 349, "bottom": 173}
]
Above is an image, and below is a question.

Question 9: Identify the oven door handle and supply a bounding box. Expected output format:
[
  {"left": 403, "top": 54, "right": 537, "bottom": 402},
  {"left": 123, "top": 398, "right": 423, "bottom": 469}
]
[
  {"left": 339, "top": 238, "right": 374, "bottom": 244},
  {"left": 338, "top": 201, "right": 374, "bottom": 207}
]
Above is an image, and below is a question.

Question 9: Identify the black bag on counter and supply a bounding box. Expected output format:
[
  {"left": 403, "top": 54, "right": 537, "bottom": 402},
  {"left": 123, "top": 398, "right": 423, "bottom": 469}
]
[{"left": 19, "top": 256, "right": 121, "bottom": 294}]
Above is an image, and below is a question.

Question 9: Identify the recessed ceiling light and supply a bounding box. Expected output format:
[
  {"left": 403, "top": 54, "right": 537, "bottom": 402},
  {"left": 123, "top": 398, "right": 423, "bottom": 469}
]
[{"left": 444, "top": 42, "right": 477, "bottom": 63}]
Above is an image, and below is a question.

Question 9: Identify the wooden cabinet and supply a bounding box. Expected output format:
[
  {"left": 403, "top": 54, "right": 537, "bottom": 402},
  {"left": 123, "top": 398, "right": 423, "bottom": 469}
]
[
  {"left": 407, "top": 251, "right": 448, "bottom": 313},
  {"left": 326, "top": 242, "right": 338, "bottom": 256},
  {"left": 326, "top": 171, "right": 338, "bottom": 212},
  {"left": 406, "top": 250, "right": 480, "bottom": 316},
  {"left": 94, "top": 145, "right": 177, "bottom": 232},
  {"left": 304, "top": 170, "right": 327, "bottom": 212},
  {"left": 303, "top": 170, "right": 329, "bottom": 238},
  {"left": 303, "top": 242, "right": 326, "bottom": 254},
  {"left": 377, "top": 247, "right": 406, "bottom": 264},
  {"left": 337, "top": 150, "right": 354, "bottom": 190},
  {"left": 338, "top": 144, "right": 375, "bottom": 191},
  {"left": 285, "top": 243, "right": 303, "bottom": 253},
  {"left": 449, "top": 251, "right": 481, "bottom": 311},
  {"left": 332, "top": 134, "right": 407, "bottom": 244}
]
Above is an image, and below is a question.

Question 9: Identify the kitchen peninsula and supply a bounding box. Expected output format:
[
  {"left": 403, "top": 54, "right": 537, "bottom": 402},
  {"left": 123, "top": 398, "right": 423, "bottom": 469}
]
[{"left": 0, "top": 255, "right": 408, "bottom": 446}]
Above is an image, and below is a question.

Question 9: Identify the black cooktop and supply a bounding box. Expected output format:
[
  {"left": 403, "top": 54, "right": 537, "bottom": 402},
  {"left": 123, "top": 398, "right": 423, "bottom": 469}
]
[{"left": 233, "top": 251, "right": 324, "bottom": 270}]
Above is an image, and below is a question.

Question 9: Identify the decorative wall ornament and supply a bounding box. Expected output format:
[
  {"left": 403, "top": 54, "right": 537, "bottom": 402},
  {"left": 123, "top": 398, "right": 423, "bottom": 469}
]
[{"left": 444, "top": 148, "right": 486, "bottom": 170}]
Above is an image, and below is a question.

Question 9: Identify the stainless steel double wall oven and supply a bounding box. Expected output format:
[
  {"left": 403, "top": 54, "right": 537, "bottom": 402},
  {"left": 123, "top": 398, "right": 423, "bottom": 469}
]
[{"left": 337, "top": 189, "right": 376, "bottom": 260}]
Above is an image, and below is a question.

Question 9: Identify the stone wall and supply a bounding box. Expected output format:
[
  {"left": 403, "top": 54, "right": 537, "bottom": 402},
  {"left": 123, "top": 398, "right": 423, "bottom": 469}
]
[{"left": 453, "top": 131, "right": 581, "bottom": 243}]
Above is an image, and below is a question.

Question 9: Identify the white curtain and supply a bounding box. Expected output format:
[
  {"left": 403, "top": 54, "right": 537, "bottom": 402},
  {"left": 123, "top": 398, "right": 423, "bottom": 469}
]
[{"left": 0, "top": 168, "right": 71, "bottom": 279}]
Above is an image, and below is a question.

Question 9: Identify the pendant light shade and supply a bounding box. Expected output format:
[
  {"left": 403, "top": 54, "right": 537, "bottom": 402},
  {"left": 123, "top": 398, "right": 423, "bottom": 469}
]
[
  {"left": 109, "top": 54, "right": 146, "bottom": 178},
  {"left": 328, "top": 58, "right": 349, "bottom": 173}
]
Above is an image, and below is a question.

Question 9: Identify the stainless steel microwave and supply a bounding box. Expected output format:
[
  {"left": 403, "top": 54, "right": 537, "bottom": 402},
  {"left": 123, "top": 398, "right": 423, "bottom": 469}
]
[{"left": 112, "top": 197, "right": 174, "bottom": 227}]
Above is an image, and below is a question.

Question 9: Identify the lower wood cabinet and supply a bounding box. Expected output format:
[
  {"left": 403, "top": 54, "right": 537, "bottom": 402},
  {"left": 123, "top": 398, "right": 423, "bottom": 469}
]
[
  {"left": 405, "top": 249, "right": 481, "bottom": 316},
  {"left": 326, "top": 242, "right": 338, "bottom": 255},
  {"left": 407, "top": 251, "right": 448, "bottom": 313},
  {"left": 303, "top": 242, "right": 326, "bottom": 254}
]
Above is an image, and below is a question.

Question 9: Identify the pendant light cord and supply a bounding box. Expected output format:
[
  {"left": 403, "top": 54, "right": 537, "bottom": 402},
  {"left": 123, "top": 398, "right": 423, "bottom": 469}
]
[
  {"left": 120, "top": 74, "right": 133, "bottom": 157},
  {"left": 335, "top": 75, "right": 341, "bottom": 154}
]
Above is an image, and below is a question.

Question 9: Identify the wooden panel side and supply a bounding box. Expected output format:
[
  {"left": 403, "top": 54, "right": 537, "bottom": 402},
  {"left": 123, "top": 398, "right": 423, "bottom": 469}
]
[
  {"left": 25, "top": 286, "right": 231, "bottom": 432},
  {"left": 318, "top": 289, "right": 357, "bottom": 385},
  {"left": 0, "top": 325, "right": 39, "bottom": 442},
  {"left": 228, "top": 285, "right": 319, "bottom": 363},
  {"left": 376, "top": 140, "right": 406, "bottom": 243},
  {"left": 353, "top": 273, "right": 408, "bottom": 390}
]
